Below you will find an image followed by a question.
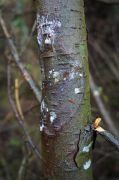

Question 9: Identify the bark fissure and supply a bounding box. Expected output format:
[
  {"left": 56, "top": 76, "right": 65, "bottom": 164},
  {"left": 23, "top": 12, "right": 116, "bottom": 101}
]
[{"left": 74, "top": 132, "right": 81, "bottom": 168}]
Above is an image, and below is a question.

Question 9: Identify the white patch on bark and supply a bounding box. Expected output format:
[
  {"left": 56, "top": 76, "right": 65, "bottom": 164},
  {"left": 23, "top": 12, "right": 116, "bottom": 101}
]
[
  {"left": 40, "top": 124, "right": 45, "bottom": 132},
  {"left": 54, "top": 78, "right": 59, "bottom": 83},
  {"left": 79, "top": 73, "right": 83, "bottom": 77},
  {"left": 74, "top": 88, "right": 81, "bottom": 94},
  {"left": 82, "top": 143, "right": 92, "bottom": 153},
  {"left": 41, "top": 100, "right": 48, "bottom": 112},
  {"left": 50, "top": 111, "right": 57, "bottom": 123},
  {"left": 41, "top": 100, "right": 45, "bottom": 112},
  {"left": 45, "top": 38, "right": 52, "bottom": 45},
  {"left": 53, "top": 71, "right": 60, "bottom": 83},
  {"left": 83, "top": 159, "right": 91, "bottom": 170},
  {"left": 53, "top": 71, "right": 60, "bottom": 78},
  {"left": 37, "top": 15, "right": 61, "bottom": 48},
  {"left": 49, "top": 70, "right": 53, "bottom": 74}
]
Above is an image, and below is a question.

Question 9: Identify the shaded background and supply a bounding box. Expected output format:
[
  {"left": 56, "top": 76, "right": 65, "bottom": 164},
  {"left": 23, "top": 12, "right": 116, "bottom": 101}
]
[{"left": 0, "top": 0, "right": 119, "bottom": 179}]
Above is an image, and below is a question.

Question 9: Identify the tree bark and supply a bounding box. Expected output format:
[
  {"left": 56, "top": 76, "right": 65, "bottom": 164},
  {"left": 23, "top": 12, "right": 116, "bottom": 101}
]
[{"left": 37, "top": 0, "right": 92, "bottom": 179}]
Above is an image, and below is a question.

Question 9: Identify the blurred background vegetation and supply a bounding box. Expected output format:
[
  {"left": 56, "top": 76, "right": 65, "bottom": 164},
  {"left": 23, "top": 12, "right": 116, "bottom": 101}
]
[{"left": 0, "top": 0, "right": 119, "bottom": 179}]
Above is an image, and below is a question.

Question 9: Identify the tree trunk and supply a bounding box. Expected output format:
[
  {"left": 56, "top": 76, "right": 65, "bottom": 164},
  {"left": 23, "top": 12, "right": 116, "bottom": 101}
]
[{"left": 37, "top": 0, "right": 92, "bottom": 179}]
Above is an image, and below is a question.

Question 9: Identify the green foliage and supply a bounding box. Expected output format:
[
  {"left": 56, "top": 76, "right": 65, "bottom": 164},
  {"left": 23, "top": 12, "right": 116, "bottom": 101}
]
[{"left": 9, "top": 137, "right": 21, "bottom": 147}]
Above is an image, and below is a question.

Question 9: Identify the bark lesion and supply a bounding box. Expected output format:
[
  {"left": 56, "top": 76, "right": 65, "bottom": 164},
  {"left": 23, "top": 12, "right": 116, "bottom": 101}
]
[{"left": 75, "top": 125, "right": 92, "bottom": 168}]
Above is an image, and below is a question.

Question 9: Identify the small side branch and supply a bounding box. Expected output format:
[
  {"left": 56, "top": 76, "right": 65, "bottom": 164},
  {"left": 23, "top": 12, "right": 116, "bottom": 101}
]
[
  {"left": 18, "top": 155, "right": 28, "bottom": 180},
  {"left": 15, "top": 79, "right": 24, "bottom": 119},
  {"left": 96, "top": 126, "right": 119, "bottom": 151},
  {"left": 7, "top": 62, "right": 42, "bottom": 160},
  {"left": 0, "top": 12, "right": 41, "bottom": 104},
  {"left": 20, "top": 19, "right": 37, "bottom": 55},
  {"left": 93, "top": 118, "right": 119, "bottom": 151},
  {"left": 97, "top": 0, "right": 119, "bottom": 3},
  {"left": 90, "top": 74, "right": 118, "bottom": 135}
]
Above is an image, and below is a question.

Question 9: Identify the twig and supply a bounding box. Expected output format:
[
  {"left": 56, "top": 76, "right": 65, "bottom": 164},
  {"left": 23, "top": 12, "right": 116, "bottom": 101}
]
[
  {"left": 0, "top": 123, "right": 18, "bottom": 133},
  {"left": 97, "top": 0, "right": 119, "bottom": 3},
  {"left": 93, "top": 118, "right": 119, "bottom": 151},
  {"left": 90, "top": 74, "right": 119, "bottom": 136},
  {"left": 18, "top": 155, "right": 28, "bottom": 180},
  {"left": 89, "top": 37, "right": 119, "bottom": 81},
  {"left": 1, "top": 157, "right": 12, "bottom": 180},
  {"left": 96, "top": 127, "right": 119, "bottom": 151},
  {"left": 20, "top": 19, "right": 37, "bottom": 55},
  {"left": 7, "top": 62, "right": 42, "bottom": 160},
  {"left": 0, "top": 12, "right": 41, "bottom": 104},
  {"left": 15, "top": 79, "right": 24, "bottom": 119},
  {"left": 24, "top": 103, "right": 39, "bottom": 115}
]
